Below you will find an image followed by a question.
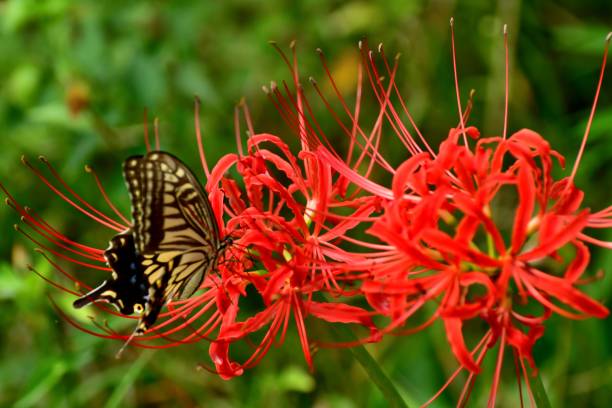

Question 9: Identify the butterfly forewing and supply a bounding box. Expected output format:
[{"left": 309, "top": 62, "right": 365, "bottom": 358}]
[{"left": 123, "top": 152, "right": 219, "bottom": 253}]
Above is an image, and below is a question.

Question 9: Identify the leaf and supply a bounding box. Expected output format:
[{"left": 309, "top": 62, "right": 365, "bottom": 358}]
[
  {"left": 330, "top": 325, "right": 410, "bottom": 408},
  {"left": 530, "top": 371, "right": 552, "bottom": 408}
]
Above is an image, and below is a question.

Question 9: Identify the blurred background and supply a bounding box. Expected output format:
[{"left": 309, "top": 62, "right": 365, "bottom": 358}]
[{"left": 0, "top": 0, "right": 610, "bottom": 407}]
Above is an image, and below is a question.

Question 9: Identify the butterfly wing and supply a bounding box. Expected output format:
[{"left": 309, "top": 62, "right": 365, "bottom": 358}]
[
  {"left": 123, "top": 152, "right": 220, "bottom": 253},
  {"left": 73, "top": 231, "right": 149, "bottom": 315},
  {"left": 122, "top": 152, "right": 221, "bottom": 332}
]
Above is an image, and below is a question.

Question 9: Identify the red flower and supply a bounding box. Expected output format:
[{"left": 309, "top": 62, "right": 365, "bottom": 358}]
[
  {"left": 203, "top": 125, "right": 381, "bottom": 377},
  {"left": 265, "top": 25, "right": 612, "bottom": 405}
]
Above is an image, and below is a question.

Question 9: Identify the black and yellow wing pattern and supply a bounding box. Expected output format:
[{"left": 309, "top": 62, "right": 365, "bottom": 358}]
[{"left": 74, "top": 151, "right": 224, "bottom": 335}]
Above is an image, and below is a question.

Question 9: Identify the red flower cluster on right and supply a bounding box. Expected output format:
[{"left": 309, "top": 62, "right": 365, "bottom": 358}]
[
  {"left": 244, "top": 25, "right": 612, "bottom": 405},
  {"left": 358, "top": 126, "right": 609, "bottom": 404}
]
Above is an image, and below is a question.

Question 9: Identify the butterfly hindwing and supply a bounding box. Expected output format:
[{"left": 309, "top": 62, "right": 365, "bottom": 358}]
[{"left": 73, "top": 231, "right": 148, "bottom": 316}]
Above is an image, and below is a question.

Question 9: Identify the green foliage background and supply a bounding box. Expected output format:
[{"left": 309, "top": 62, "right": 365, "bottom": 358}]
[{"left": 0, "top": 1, "right": 610, "bottom": 407}]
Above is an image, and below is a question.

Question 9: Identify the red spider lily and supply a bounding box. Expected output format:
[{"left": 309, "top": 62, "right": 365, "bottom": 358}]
[
  {"left": 266, "top": 22, "right": 612, "bottom": 406},
  {"left": 202, "top": 120, "right": 382, "bottom": 378}
]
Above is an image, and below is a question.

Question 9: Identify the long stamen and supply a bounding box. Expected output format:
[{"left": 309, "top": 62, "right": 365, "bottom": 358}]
[
  {"left": 378, "top": 46, "right": 435, "bottom": 157},
  {"left": 17, "top": 226, "right": 110, "bottom": 271},
  {"left": 27, "top": 263, "right": 80, "bottom": 295},
  {"left": 457, "top": 339, "right": 490, "bottom": 407},
  {"left": 315, "top": 47, "right": 365, "bottom": 163},
  {"left": 35, "top": 248, "right": 92, "bottom": 289},
  {"left": 21, "top": 156, "right": 124, "bottom": 232},
  {"left": 422, "top": 331, "right": 492, "bottom": 406},
  {"left": 233, "top": 104, "right": 245, "bottom": 157},
  {"left": 23, "top": 205, "right": 104, "bottom": 255},
  {"left": 18, "top": 218, "right": 103, "bottom": 262},
  {"left": 512, "top": 349, "right": 525, "bottom": 408},
  {"left": 38, "top": 156, "right": 127, "bottom": 230},
  {"left": 241, "top": 100, "right": 256, "bottom": 138},
  {"left": 85, "top": 165, "right": 131, "bottom": 225},
  {"left": 503, "top": 24, "right": 510, "bottom": 140},
  {"left": 371, "top": 45, "right": 422, "bottom": 156},
  {"left": 2, "top": 183, "right": 105, "bottom": 256},
  {"left": 450, "top": 17, "right": 469, "bottom": 147},
  {"left": 264, "top": 83, "right": 301, "bottom": 138},
  {"left": 488, "top": 329, "right": 507, "bottom": 407},
  {"left": 194, "top": 96, "right": 211, "bottom": 178},
  {"left": 567, "top": 32, "right": 611, "bottom": 187}
]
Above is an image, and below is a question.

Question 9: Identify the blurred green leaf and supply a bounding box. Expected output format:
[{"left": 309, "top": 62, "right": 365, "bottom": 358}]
[
  {"left": 531, "top": 371, "right": 552, "bottom": 408},
  {"left": 14, "top": 360, "right": 67, "bottom": 408}
]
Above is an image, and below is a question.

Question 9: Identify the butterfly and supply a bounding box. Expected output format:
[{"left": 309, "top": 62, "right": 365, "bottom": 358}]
[{"left": 73, "top": 151, "right": 228, "bottom": 335}]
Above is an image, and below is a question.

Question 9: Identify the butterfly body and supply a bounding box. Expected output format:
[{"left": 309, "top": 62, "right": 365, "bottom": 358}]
[{"left": 74, "top": 151, "right": 225, "bottom": 335}]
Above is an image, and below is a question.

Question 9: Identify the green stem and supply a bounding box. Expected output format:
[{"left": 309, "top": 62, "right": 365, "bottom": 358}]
[
  {"left": 331, "top": 325, "right": 410, "bottom": 408},
  {"left": 530, "top": 370, "right": 552, "bottom": 408}
]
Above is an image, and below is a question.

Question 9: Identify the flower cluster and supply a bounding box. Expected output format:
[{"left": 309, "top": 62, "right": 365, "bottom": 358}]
[{"left": 3, "top": 26, "right": 611, "bottom": 406}]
